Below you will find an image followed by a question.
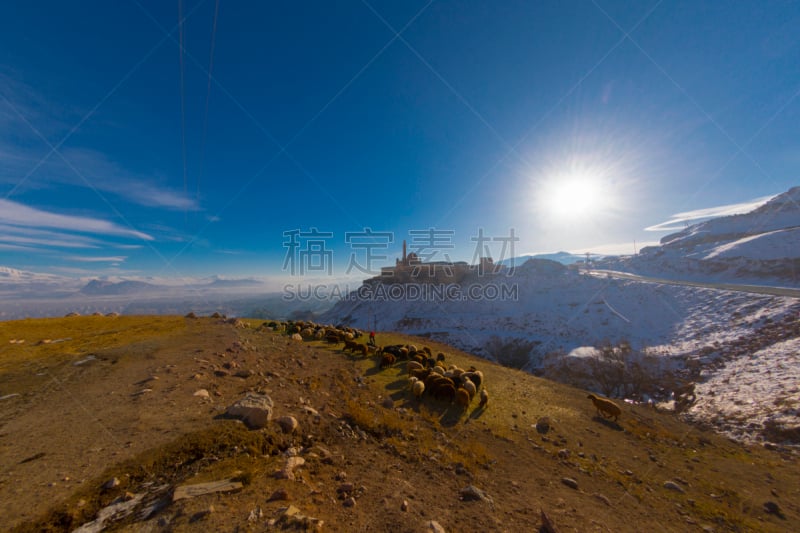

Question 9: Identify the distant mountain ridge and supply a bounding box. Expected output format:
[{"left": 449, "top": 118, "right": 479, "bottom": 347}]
[
  {"left": 500, "top": 251, "right": 588, "bottom": 266},
  {"left": 80, "top": 279, "right": 161, "bottom": 296}
]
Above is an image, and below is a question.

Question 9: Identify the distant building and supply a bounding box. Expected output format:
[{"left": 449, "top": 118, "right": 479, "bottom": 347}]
[{"left": 365, "top": 240, "right": 503, "bottom": 285}]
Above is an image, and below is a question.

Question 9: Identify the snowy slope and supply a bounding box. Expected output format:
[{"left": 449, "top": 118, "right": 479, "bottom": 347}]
[
  {"left": 323, "top": 259, "right": 800, "bottom": 445},
  {"left": 595, "top": 186, "right": 800, "bottom": 286}
]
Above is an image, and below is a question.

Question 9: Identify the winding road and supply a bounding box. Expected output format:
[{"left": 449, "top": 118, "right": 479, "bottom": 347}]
[{"left": 588, "top": 269, "right": 800, "bottom": 299}]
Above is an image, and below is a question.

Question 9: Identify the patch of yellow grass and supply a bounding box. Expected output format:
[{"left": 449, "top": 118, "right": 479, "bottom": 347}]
[{"left": 0, "top": 315, "right": 188, "bottom": 371}]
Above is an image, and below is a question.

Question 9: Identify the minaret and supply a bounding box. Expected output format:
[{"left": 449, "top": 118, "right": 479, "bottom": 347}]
[{"left": 402, "top": 240, "right": 407, "bottom": 265}]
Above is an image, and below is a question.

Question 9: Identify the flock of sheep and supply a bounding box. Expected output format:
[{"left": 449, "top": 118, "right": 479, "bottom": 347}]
[
  {"left": 266, "top": 320, "right": 622, "bottom": 422},
  {"left": 265, "top": 320, "right": 489, "bottom": 412}
]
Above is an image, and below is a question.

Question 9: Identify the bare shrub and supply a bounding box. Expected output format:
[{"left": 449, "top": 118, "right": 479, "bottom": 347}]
[{"left": 484, "top": 335, "right": 540, "bottom": 369}]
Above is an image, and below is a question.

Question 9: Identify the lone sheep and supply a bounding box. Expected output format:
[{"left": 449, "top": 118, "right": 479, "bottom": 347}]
[
  {"left": 587, "top": 394, "right": 621, "bottom": 421},
  {"left": 479, "top": 388, "right": 489, "bottom": 409}
]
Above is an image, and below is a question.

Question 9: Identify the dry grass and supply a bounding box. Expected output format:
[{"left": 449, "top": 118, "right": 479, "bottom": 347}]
[{"left": 0, "top": 315, "right": 187, "bottom": 371}]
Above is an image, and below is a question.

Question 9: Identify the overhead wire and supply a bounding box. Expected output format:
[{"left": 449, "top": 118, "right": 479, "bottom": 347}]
[
  {"left": 178, "top": 0, "right": 188, "bottom": 222},
  {"left": 197, "top": 0, "right": 220, "bottom": 207}
]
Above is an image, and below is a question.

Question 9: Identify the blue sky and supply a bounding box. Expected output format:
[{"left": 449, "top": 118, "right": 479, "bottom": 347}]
[{"left": 1, "top": 0, "right": 798, "bottom": 282}]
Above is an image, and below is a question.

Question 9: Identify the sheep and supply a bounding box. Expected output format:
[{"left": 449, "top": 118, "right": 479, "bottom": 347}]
[
  {"left": 407, "top": 361, "right": 424, "bottom": 374},
  {"left": 461, "top": 377, "right": 477, "bottom": 400},
  {"left": 455, "top": 387, "right": 471, "bottom": 409},
  {"left": 356, "top": 344, "right": 369, "bottom": 357},
  {"left": 434, "top": 383, "right": 456, "bottom": 403},
  {"left": 412, "top": 380, "right": 425, "bottom": 400},
  {"left": 380, "top": 353, "right": 396, "bottom": 368},
  {"left": 436, "top": 352, "right": 446, "bottom": 362},
  {"left": 478, "top": 388, "right": 489, "bottom": 409},
  {"left": 587, "top": 394, "right": 621, "bottom": 421},
  {"left": 343, "top": 340, "right": 358, "bottom": 352},
  {"left": 422, "top": 346, "right": 432, "bottom": 356},
  {"left": 461, "top": 370, "right": 483, "bottom": 391},
  {"left": 430, "top": 365, "right": 444, "bottom": 376},
  {"left": 410, "top": 367, "right": 431, "bottom": 381}
]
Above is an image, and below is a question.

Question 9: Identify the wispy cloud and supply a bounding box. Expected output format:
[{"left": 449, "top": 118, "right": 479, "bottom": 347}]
[
  {"left": 645, "top": 195, "right": 776, "bottom": 232},
  {"left": 1, "top": 76, "right": 199, "bottom": 212},
  {"left": 0, "top": 198, "right": 153, "bottom": 241},
  {"left": 63, "top": 255, "right": 127, "bottom": 263},
  {"left": 60, "top": 148, "right": 200, "bottom": 211}
]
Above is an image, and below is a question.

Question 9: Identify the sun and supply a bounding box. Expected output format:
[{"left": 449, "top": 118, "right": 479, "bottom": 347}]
[{"left": 537, "top": 171, "right": 608, "bottom": 221}]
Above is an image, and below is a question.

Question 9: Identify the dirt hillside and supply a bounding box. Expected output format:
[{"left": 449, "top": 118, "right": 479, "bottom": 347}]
[{"left": 0, "top": 315, "right": 797, "bottom": 532}]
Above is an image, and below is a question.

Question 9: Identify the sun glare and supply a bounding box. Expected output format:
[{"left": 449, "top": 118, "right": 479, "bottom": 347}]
[{"left": 537, "top": 171, "right": 609, "bottom": 222}]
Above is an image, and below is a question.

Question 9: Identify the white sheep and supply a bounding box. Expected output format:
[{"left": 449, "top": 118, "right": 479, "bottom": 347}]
[
  {"left": 461, "top": 377, "right": 477, "bottom": 400},
  {"left": 412, "top": 380, "right": 425, "bottom": 399}
]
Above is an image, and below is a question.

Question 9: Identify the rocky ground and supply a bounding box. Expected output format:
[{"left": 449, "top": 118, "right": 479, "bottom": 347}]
[{"left": 1, "top": 315, "right": 798, "bottom": 532}]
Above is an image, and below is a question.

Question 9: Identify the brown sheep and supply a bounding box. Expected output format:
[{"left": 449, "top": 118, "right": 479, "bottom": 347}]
[
  {"left": 434, "top": 383, "right": 456, "bottom": 403},
  {"left": 478, "top": 388, "right": 489, "bottom": 409},
  {"left": 461, "top": 378, "right": 477, "bottom": 400},
  {"left": 587, "top": 394, "right": 621, "bottom": 421},
  {"left": 380, "top": 353, "right": 396, "bottom": 368},
  {"left": 455, "top": 387, "right": 471, "bottom": 409},
  {"left": 343, "top": 340, "right": 358, "bottom": 352}
]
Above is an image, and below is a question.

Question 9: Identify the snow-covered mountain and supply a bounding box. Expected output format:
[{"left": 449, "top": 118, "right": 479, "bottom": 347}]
[{"left": 594, "top": 186, "right": 800, "bottom": 286}]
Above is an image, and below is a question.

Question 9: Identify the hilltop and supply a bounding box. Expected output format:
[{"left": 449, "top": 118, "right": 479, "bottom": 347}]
[{"left": 0, "top": 315, "right": 797, "bottom": 532}]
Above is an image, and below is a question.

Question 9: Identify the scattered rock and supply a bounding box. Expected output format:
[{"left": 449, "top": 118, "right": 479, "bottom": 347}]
[
  {"left": 763, "top": 500, "right": 784, "bottom": 518},
  {"left": 459, "top": 485, "right": 494, "bottom": 505},
  {"left": 234, "top": 369, "right": 254, "bottom": 378},
  {"left": 381, "top": 397, "right": 394, "bottom": 409},
  {"left": 540, "top": 509, "right": 560, "bottom": 533},
  {"left": 72, "top": 492, "right": 143, "bottom": 532},
  {"left": 103, "top": 477, "right": 121, "bottom": 490},
  {"left": 557, "top": 448, "right": 570, "bottom": 459},
  {"left": 337, "top": 482, "right": 354, "bottom": 494},
  {"left": 267, "top": 489, "right": 289, "bottom": 502},
  {"left": 428, "top": 520, "right": 446, "bottom": 533},
  {"left": 560, "top": 477, "right": 578, "bottom": 490},
  {"left": 342, "top": 496, "right": 356, "bottom": 507},
  {"left": 663, "top": 481, "right": 685, "bottom": 493},
  {"left": 302, "top": 405, "right": 320, "bottom": 416},
  {"left": 193, "top": 389, "right": 210, "bottom": 398},
  {"left": 185, "top": 312, "right": 197, "bottom": 319},
  {"left": 593, "top": 492, "right": 611, "bottom": 506},
  {"left": 173, "top": 479, "right": 243, "bottom": 501},
  {"left": 536, "top": 417, "right": 551, "bottom": 433},
  {"left": 225, "top": 392, "right": 274, "bottom": 429},
  {"left": 247, "top": 506, "right": 263, "bottom": 522},
  {"left": 401, "top": 499, "right": 409, "bottom": 511},
  {"left": 275, "top": 456, "right": 305, "bottom": 480},
  {"left": 273, "top": 505, "right": 324, "bottom": 530},
  {"left": 276, "top": 415, "right": 299, "bottom": 434}
]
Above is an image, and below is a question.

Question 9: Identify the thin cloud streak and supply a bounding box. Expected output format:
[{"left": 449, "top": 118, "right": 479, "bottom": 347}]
[
  {"left": 0, "top": 198, "right": 154, "bottom": 241},
  {"left": 645, "top": 195, "right": 776, "bottom": 232},
  {"left": 63, "top": 255, "right": 127, "bottom": 263}
]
